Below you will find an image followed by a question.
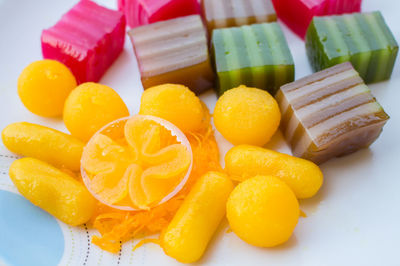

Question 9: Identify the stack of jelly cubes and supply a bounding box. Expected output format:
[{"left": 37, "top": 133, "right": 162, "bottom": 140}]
[
  {"left": 211, "top": 23, "right": 294, "bottom": 96},
  {"left": 40, "top": 0, "right": 399, "bottom": 143}
]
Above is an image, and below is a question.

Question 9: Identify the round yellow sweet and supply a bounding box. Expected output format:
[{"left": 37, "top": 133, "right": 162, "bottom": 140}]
[
  {"left": 226, "top": 175, "right": 299, "bottom": 247},
  {"left": 139, "top": 84, "right": 204, "bottom": 133},
  {"left": 18, "top": 60, "right": 77, "bottom": 117},
  {"left": 63, "top": 82, "right": 129, "bottom": 142},
  {"left": 213, "top": 85, "right": 281, "bottom": 146}
]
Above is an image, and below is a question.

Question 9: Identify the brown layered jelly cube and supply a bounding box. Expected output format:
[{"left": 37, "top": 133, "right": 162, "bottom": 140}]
[
  {"left": 202, "top": 0, "right": 276, "bottom": 33},
  {"left": 128, "top": 15, "right": 214, "bottom": 94},
  {"left": 276, "top": 62, "right": 389, "bottom": 164}
]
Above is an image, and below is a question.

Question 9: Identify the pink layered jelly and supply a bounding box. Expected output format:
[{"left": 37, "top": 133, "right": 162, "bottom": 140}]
[
  {"left": 118, "top": 0, "right": 200, "bottom": 28},
  {"left": 272, "top": 0, "right": 362, "bottom": 38},
  {"left": 41, "top": 0, "right": 126, "bottom": 84}
]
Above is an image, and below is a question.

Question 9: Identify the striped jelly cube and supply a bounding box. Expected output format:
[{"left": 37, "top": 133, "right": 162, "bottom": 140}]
[
  {"left": 276, "top": 62, "right": 389, "bottom": 164},
  {"left": 128, "top": 15, "right": 214, "bottom": 94},
  {"left": 211, "top": 22, "right": 294, "bottom": 95},
  {"left": 306, "top": 11, "right": 398, "bottom": 83},
  {"left": 41, "top": 0, "right": 126, "bottom": 84},
  {"left": 202, "top": 0, "right": 276, "bottom": 33}
]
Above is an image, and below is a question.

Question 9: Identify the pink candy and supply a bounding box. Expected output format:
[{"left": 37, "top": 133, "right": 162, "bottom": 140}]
[
  {"left": 272, "top": 0, "right": 362, "bottom": 38},
  {"left": 41, "top": 0, "right": 126, "bottom": 84},
  {"left": 325, "top": 0, "right": 362, "bottom": 14},
  {"left": 118, "top": 0, "right": 201, "bottom": 28}
]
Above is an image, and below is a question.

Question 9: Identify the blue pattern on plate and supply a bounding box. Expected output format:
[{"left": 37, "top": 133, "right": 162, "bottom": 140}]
[{"left": 0, "top": 190, "right": 64, "bottom": 266}]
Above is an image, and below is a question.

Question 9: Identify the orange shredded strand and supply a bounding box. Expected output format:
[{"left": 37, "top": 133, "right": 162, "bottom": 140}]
[
  {"left": 132, "top": 238, "right": 160, "bottom": 252},
  {"left": 89, "top": 112, "right": 221, "bottom": 253}
]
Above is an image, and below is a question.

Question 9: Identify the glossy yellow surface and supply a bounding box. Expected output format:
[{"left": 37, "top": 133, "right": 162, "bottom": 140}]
[
  {"left": 82, "top": 133, "right": 134, "bottom": 205},
  {"left": 63, "top": 82, "right": 130, "bottom": 142},
  {"left": 213, "top": 85, "right": 281, "bottom": 146},
  {"left": 9, "top": 158, "right": 96, "bottom": 226},
  {"left": 18, "top": 60, "right": 77, "bottom": 117},
  {"left": 161, "top": 171, "right": 234, "bottom": 263},
  {"left": 2, "top": 122, "right": 84, "bottom": 171},
  {"left": 81, "top": 115, "right": 192, "bottom": 210},
  {"left": 225, "top": 145, "right": 323, "bottom": 199},
  {"left": 139, "top": 84, "right": 205, "bottom": 132},
  {"left": 227, "top": 175, "right": 299, "bottom": 247}
]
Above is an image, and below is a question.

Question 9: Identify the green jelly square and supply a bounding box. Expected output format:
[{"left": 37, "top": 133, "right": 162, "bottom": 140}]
[
  {"left": 211, "top": 22, "right": 294, "bottom": 96},
  {"left": 306, "top": 11, "right": 398, "bottom": 84}
]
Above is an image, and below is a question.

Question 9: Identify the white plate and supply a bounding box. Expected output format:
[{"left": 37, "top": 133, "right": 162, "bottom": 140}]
[{"left": 0, "top": 0, "right": 399, "bottom": 265}]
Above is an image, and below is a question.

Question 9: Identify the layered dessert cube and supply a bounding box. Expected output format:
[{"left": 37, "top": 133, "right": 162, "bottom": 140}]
[
  {"left": 128, "top": 15, "right": 214, "bottom": 94},
  {"left": 211, "top": 22, "right": 294, "bottom": 95},
  {"left": 41, "top": 0, "right": 125, "bottom": 84},
  {"left": 118, "top": 0, "right": 201, "bottom": 28},
  {"left": 202, "top": 0, "right": 276, "bottom": 33},
  {"left": 276, "top": 62, "right": 389, "bottom": 164},
  {"left": 272, "top": 0, "right": 362, "bottom": 38},
  {"left": 306, "top": 11, "right": 398, "bottom": 83}
]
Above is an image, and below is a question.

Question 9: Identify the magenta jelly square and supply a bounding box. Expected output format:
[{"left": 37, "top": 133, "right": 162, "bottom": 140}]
[
  {"left": 272, "top": 0, "right": 362, "bottom": 38},
  {"left": 41, "top": 0, "right": 126, "bottom": 84},
  {"left": 118, "top": 0, "right": 201, "bottom": 28}
]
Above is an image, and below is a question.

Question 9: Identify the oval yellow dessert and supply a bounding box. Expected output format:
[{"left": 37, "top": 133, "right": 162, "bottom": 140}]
[
  {"left": 227, "top": 175, "right": 299, "bottom": 247},
  {"left": 139, "top": 84, "right": 205, "bottom": 133},
  {"left": 18, "top": 60, "right": 77, "bottom": 117},
  {"left": 63, "top": 82, "right": 130, "bottom": 142},
  {"left": 9, "top": 157, "right": 96, "bottom": 226},
  {"left": 2, "top": 122, "right": 84, "bottom": 171},
  {"left": 225, "top": 145, "right": 323, "bottom": 199},
  {"left": 214, "top": 85, "right": 281, "bottom": 146},
  {"left": 161, "top": 171, "right": 234, "bottom": 263}
]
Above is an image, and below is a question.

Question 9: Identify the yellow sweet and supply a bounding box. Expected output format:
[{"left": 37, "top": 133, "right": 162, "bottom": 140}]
[
  {"left": 63, "top": 82, "right": 130, "bottom": 142},
  {"left": 124, "top": 115, "right": 192, "bottom": 208},
  {"left": 226, "top": 175, "right": 299, "bottom": 247},
  {"left": 141, "top": 144, "right": 191, "bottom": 180},
  {"left": 124, "top": 115, "right": 179, "bottom": 163},
  {"left": 213, "top": 85, "right": 281, "bottom": 146},
  {"left": 139, "top": 84, "right": 205, "bottom": 133},
  {"left": 128, "top": 164, "right": 146, "bottom": 209},
  {"left": 9, "top": 158, "right": 96, "bottom": 226},
  {"left": 81, "top": 133, "right": 134, "bottom": 205},
  {"left": 81, "top": 133, "right": 133, "bottom": 175},
  {"left": 81, "top": 115, "right": 192, "bottom": 210},
  {"left": 2, "top": 122, "right": 84, "bottom": 171},
  {"left": 161, "top": 171, "right": 234, "bottom": 263},
  {"left": 225, "top": 145, "right": 323, "bottom": 199},
  {"left": 18, "top": 60, "right": 77, "bottom": 117}
]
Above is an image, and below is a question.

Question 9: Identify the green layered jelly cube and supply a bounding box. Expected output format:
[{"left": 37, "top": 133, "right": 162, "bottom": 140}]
[
  {"left": 211, "top": 22, "right": 294, "bottom": 95},
  {"left": 306, "top": 11, "right": 398, "bottom": 83}
]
